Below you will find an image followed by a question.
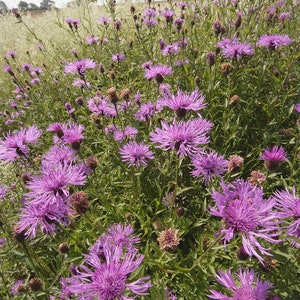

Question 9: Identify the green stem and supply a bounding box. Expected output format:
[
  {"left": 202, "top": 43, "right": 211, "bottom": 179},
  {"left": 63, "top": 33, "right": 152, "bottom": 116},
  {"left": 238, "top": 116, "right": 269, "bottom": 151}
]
[{"left": 191, "top": 234, "right": 224, "bottom": 270}]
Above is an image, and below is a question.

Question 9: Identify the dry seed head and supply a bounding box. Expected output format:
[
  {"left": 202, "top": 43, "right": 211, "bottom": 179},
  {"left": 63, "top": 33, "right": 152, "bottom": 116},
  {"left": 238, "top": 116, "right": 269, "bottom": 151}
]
[{"left": 157, "top": 228, "right": 180, "bottom": 251}]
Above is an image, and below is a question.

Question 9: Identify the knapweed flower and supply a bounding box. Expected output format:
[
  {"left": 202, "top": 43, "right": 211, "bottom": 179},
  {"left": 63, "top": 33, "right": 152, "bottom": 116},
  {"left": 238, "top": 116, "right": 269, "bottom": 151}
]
[
  {"left": 0, "top": 126, "right": 42, "bottom": 162},
  {"left": 16, "top": 200, "right": 70, "bottom": 238},
  {"left": 64, "top": 59, "right": 96, "bottom": 76},
  {"left": 10, "top": 279, "right": 25, "bottom": 295},
  {"left": 6, "top": 50, "right": 16, "bottom": 59},
  {"left": 161, "top": 9, "right": 174, "bottom": 23},
  {"left": 294, "top": 103, "right": 300, "bottom": 113},
  {"left": 210, "top": 179, "right": 280, "bottom": 263},
  {"left": 119, "top": 141, "right": 154, "bottom": 168},
  {"left": 91, "top": 224, "right": 140, "bottom": 255},
  {"left": 98, "top": 16, "right": 111, "bottom": 25},
  {"left": 227, "top": 154, "right": 244, "bottom": 173},
  {"left": 260, "top": 145, "right": 287, "bottom": 171},
  {"left": 157, "top": 228, "right": 180, "bottom": 251},
  {"left": 191, "top": 151, "right": 228, "bottom": 183},
  {"left": 272, "top": 187, "right": 300, "bottom": 248},
  {"left": 86, "top": 35, "right": 99, "bottom": 45},
  {"left": 279, "top": 12, "right": 291, "bottom": 22},
  {"left": 150, "top": 117, "right": 212, "bottom": 157},
  {"left": 157, "top": 88, "right": 206, "bottom": 118},
  {"left": 257, "top": 34, "right": 293, "bottom": 51},
  {"left": 208, "top": 268, "right": 273, "bottom": 299},
  {"left": 112, "top": 53, "right": 126, "bottom": 62},
  {"left": 61, "top": 228, "right": 151, "bottom": 299},
  {"left": 113, "top": 126, "right": 138, "bottom": 142},
  {"left": 135, "top": 101, "right": 156, "bottom": 121},
  {"left": 145, "top": 64, "right": 173, "bottom": 84},
  {"left": 247, "top": 170, "right": 267, "bottom": 186},
  {"left": 218, "top": 37, "right": 254, "bottom": 59},
  {"left": 47, "top": 122, "right": 84, "bottom": 150},
  {"left": 88, "top": 95, "right": 116, "bottom": 117}
]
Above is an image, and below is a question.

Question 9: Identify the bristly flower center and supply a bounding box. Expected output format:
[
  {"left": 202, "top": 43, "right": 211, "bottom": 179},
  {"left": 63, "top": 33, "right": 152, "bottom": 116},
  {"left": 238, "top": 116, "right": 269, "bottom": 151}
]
[{"left": 224, "top": 199, "right": 258, "bottom": 232}]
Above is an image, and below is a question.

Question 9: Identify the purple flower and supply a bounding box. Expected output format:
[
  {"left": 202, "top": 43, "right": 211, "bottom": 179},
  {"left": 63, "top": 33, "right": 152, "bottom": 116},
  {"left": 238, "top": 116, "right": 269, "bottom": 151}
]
[
  {"left": 143, "top": 8, "right": 157, "bottom": 18},
  {"left": 112, "top": 53, "right": 126, "bottom": 62},
  {"left": 0, "top": 185, "right": 7, "bottom": 201},
  {"left": 161, "top": 9, "right": 174, "bottom": 23},
  {"left": 257, "top": 34, "right": 293, "bottom": 50},
  {"left": 64, "top": 59, "right": 96, "bottom": 76},
  {"left": 61, "top": 228, "right": 151, "bottom": 299},
  {"left": 6, "top": 50, "right": 16, "bottom": 59},
  {"left": 150, "top": 117, "right": 212, "bottom": 157},
  {"left": 208, "top": 268, "right": 273, "bottom": 299},
  {"left": 260, "top": 145, "right": 287, "bottom": 171},
  {"left": 10, "top": 279, "right": 25, "bottom": 295},
  {"left": 272, "top": 187, "right": 300, "bottom": 248},
  {"left": 191, "top": 151, "right": 228, "bottom": 183},
  {"left": 294, "top": 103, "right": 300, "bottom": 113},
  {"left": 279, "top": 12, "right": 291, "bottom": 22},
  {"left": 98, "top": 16, "right": 111, "bottom": 25},
  {"left": 120, "top": 141, "right": 154, "bottom": 168},
  {"left": 90, "top": 224, "right": 140, "bottom": 255},
  {"left": 135, "top": 101, "right": 156, "bottom": 121},
  {"left": 86, "top": 35, "right": 99, "bottom": 45},
  {"left": 16, "top": 200, "right": 70, "bottom": 238},
  {"left": 88, "top": 95, "right": 116, "bottom": 117},
  {"left": 209, "top": 179, "right": 280, "bottom": 263},
  {"left": 218, "top": 37, "right": 254, "bottom": 59},
  {"left": 145, "top": 64, "right": 173, "bottom": 84},
  {"left": 143, "top": 17, "right": 157, "bottom": 27},
  {"left": 0, "top": 126, "right": 42, "bottom": 162},
  {"left": 47, "top": 122, "right": 84, "bottom": 149},
  {"left": 157, "top": 88, "right": 206, "bottom": 117}
]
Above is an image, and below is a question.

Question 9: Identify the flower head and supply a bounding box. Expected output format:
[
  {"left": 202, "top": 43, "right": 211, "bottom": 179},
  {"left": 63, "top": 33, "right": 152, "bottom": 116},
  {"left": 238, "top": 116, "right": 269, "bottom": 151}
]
[
  {"left": 157, "top": 228, "right": 180, "bottom": 251},
  {"left": 191, "top": 151, "right": 228, "bottom": 183},
  {"left": 209, "top": 179, "right": 280, "bottom": 263},
  {"left": 135, "top": 101, "right": 156, "bottom": 121},
  {"left": 208, "top": 268, "right": 273, "bottom": 299},
  {"left": 64, "top": 59, "right": 96, "bottom": 76},
  {"left": 0, "top": 126, "right": 42, "bottom": 162},
  {"left": 157, "top": 89, "right": 206, "bottom": 118},
  {"left": 150, "top": 117, "right": 212, "bottom": 157},
  {"left": 260, "top": 145, "right": 287, "bottom": 171},
  {"left": 218, "top": 37, "right": 254, "bottom": 59},
  {"left": 257, "top": 34, "right": 293, "bottom": 51},
  {"left": 145, "top": 64, "right": 173, "bottom": 84},
  {"left": 120, "top": 141, "right": 154, "bottom": 168},
  {"left": 272, "top": 187, "right": 300, "bottom": 248}
]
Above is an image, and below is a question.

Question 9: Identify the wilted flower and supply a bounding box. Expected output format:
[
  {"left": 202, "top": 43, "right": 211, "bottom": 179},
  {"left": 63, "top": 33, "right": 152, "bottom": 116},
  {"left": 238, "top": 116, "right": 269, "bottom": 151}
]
[
  {"left": 157, "top": 228, "right": 180, "bottom": 251},
  {"left": 227, "top": 155, "right": 244, "bottom": 173},
  {"left": 208, "top": 268, "right": 273, "bottom": 299},
  {"left": 247, "top": 170, "right": 267, "bottom": 186}
]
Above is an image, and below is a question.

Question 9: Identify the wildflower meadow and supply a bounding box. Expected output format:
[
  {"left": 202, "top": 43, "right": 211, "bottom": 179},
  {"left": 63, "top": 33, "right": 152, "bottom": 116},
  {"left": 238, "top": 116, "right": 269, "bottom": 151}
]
[{"left": 0, "top": 0, "right": 300, "bottom": 299}]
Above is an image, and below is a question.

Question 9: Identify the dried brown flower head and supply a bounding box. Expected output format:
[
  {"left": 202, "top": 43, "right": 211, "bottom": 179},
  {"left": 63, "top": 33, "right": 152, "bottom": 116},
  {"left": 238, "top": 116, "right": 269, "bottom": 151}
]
[{"left": 157, "top": 228, "right": 180, "bottom": 251}]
